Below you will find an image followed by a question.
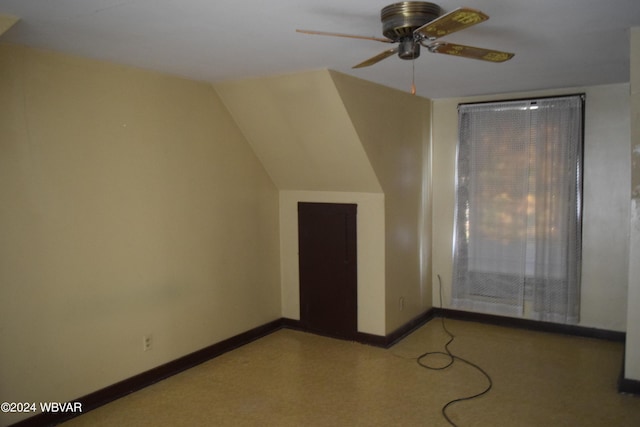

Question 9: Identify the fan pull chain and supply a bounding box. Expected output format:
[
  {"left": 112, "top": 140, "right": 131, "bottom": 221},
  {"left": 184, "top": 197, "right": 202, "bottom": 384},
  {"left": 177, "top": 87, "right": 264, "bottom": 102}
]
[{"left": 411, "top": 60, "right": 416, "bottom": 94}]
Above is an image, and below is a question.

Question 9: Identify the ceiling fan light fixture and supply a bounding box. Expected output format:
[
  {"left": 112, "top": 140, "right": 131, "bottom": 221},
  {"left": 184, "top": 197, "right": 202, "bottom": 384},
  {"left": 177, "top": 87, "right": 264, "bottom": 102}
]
[{"left": 398, "top": 37, "right": 420, "bottom": 60}]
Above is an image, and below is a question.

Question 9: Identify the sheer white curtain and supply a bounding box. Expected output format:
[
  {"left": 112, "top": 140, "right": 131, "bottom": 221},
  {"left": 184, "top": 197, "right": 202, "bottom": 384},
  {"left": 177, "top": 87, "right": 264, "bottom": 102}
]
[{"left": 452, "top": 95, "right": 583, "bottom": 324}]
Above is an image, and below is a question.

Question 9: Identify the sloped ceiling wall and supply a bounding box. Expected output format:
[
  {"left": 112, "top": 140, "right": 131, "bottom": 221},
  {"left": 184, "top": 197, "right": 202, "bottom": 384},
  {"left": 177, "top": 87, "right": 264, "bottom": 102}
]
[
  {"left": 215, "top": 69, "right": 432, "bottom": 334},
  {"left": 214, "top": 69, "right": 382, "bottom": 193},
  {"left": 329, "top": 71, "right": 430, "bottom": 195},
  {"left": 0, "top": 14, "right": 18, "bottom": 36},
  {"left": 329, "top": 71, "right": 432, "bottom": 332}
]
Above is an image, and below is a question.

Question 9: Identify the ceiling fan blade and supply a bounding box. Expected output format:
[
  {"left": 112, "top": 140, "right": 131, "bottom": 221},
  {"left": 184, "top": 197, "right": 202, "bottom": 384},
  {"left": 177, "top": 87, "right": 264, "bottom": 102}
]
[
  {"left": 415, "top": 7, "right": 489, "bottom": 40},
  {"left": 296, "top": 29, "right": 393, "bottom": 43},
  {"left": 352, "top": 47, "right": 399, "bottom": 68},
  {"left": 430, "top": 42, "right": 514, "bottom": 62}
]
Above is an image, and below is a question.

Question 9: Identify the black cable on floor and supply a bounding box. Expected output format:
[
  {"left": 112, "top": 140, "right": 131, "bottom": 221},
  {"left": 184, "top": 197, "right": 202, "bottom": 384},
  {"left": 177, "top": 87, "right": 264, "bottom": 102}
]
[{"left": 416, "top": 275, "right": 493, "bottom": 427}]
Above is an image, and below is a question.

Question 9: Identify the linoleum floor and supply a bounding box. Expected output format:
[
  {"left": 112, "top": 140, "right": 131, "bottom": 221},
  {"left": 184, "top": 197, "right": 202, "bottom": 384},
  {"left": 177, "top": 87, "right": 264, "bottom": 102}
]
[{"left": 61, "top": 319, "right": 640, "bottom": 426}]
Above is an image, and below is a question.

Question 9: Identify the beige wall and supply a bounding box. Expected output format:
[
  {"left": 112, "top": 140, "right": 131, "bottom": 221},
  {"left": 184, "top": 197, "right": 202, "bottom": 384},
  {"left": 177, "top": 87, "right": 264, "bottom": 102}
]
[
  {"left": 432, "top": 83, "right": 631, "bottom": 331},
  {"left": 0, "top": 44, "right": 281, "bottom": 426},
  {"left": 0, "top": 14, "right": 18, "bottom": 36},
  {"left": 279, "top": 191, "right": 386, "bottom": 335},
  {"left": 330, "top": 72, "right": 433, "bottom": 333},
  {"left": 214, "top": 70, "right": 382, "bottom": 193},
  {"left": 215, "top": 71, "right": 387, "bottom": 335},
  {"left": 218, "top": 70, "right": 433, "bottom": 335},
  {"left": 625, "top": 27, "right": 640, "bottom": 380}
]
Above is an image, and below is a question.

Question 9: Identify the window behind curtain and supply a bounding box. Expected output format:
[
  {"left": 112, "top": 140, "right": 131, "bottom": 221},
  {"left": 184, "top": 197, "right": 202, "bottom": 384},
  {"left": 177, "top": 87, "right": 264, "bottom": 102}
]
[{"left": 451, "top": 95, "right": 583, "bottom": 324}]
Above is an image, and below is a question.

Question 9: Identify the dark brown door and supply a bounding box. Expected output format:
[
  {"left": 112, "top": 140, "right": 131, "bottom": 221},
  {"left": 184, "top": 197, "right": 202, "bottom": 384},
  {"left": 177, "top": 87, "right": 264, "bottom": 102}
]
[{"left": 298, "top": 202, "right": 357, "bottom": 340}]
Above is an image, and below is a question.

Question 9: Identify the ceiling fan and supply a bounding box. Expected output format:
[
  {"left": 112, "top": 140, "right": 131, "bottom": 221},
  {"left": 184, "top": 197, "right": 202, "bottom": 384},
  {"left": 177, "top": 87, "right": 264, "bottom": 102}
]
[{"left": 296, "top": 2, "right": 514, "bottom": 69}]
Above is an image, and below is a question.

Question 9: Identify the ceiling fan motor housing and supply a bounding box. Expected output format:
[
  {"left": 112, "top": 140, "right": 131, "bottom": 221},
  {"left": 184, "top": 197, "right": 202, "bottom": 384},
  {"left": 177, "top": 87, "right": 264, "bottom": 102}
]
[
  {"left": 381, "top": 2, "right": 442, "bottom": 40},
  {"left": 398, "top": 38, "right": 420, "bottom": 60}
]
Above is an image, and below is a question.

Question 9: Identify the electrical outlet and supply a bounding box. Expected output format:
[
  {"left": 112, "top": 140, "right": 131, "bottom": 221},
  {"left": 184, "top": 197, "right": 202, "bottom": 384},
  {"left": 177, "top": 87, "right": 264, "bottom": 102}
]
[
  {"left": 399, "top": 297, "right": 405, "bottom": 311},
  {"left": 143, "top": 335, "right": 152, "bottom": 351}
]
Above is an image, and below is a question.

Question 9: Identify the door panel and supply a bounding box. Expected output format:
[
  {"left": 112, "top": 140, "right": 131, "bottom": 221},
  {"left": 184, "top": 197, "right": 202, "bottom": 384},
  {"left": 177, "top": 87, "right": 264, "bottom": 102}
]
[{"left": 298, "top": 202, "right": 357, "bottom": 339}]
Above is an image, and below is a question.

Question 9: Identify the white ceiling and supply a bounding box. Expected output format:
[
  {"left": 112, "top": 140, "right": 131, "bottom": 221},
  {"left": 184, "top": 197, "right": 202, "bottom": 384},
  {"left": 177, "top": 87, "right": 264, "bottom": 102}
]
[{"left": 1, "top": 0, "right": 639, "bottom": 99}]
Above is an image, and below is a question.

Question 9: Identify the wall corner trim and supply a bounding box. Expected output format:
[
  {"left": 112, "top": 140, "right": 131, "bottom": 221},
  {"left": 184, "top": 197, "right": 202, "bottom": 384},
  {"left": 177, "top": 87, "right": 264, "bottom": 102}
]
[
  {"left": 618, "top": 360, "right": 640, "bottom": 395},
  {"left": 618, "top": 375, "right": 640, "bottom": 395}
]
